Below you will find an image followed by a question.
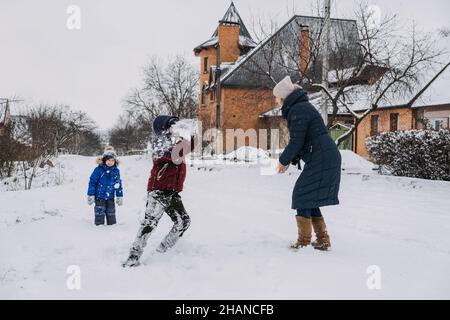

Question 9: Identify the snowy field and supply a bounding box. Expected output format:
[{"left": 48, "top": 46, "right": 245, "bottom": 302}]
[{"left": 0, "top": 151, "right": 449, "bottom": 299}]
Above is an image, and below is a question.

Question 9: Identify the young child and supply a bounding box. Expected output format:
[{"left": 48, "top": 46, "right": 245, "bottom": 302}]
[
  {"left": 87, "top": 146, "right": 123, "bottom": 226},
  {"left": 123, "top": 116, "right": 194, "bottom": 267}
]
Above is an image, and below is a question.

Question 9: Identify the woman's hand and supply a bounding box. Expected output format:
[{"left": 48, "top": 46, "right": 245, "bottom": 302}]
[{"left": 276, "top": 162, "right": 289, "bottom": 174}]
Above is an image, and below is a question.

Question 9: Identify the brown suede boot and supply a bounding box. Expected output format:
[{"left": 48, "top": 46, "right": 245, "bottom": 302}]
[
  {"left": 290, "top": 216, "right": 312, "bottom": 249},
  {"left": 311, "top": 216, "right": 331, "bottom": 251}
]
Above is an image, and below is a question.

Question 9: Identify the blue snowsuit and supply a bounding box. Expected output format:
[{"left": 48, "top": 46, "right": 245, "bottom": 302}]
[{"left": 87, "top": 163, "right": 123, "bottom": 225}]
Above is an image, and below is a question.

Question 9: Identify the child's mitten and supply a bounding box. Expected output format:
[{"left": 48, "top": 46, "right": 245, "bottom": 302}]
[
  {"left": 116, "top": 197, "right": 123, "bottom": 206},
  {"left": 87, "top": 196, "right": 95, "bottom": 206}
]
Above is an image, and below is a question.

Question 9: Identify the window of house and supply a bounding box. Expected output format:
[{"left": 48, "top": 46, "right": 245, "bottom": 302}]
[
  {"left": 203, "top": 57, "right": 209, "bottom": 74},
  {"left": 429, "top": 118, "right": 449, "bottom": 130},
  {"left": 201, "top": 86, "right": 206, "bottom": 106},
  {"left": 370, "top": 115, "right": 379, "bottom": 136},
  {"left": 390, "top": 113, "right": 399, "bottom": 131},
  {"left": 209, "top": 90, "right": 215, "bottom": 102}
]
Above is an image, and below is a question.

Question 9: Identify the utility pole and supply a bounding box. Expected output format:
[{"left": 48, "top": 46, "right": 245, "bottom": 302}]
[
  {"left": 1, "top": 98, "right": 23, "bottom": 126},
  {"left": 321, "top": 0, "right": 331, "bottom": 126},
  {"left": 214, "top": 42, "right": 222, "bottom": 155}
]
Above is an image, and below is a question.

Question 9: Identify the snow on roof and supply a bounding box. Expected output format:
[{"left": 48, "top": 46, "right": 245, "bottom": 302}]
[
  {"left": 260, "top": 105, "right": 282, "bottom": 117},
  {"left": 411, "top": 62, "right": 450, "bottom": 108},
  {"left": 239, "top": 35, "right": 257, "bottom": 48},
  {"left": 327, "top": 67, "right": 358, "bottom": 83},
  {"left": 347, "top": 60, "right": 450, "bottom": 112},
  {"left": 259, "top": 90, "right": 352, "bottom": 118},
  {"left": 194, "top": 35, "right": 257, "bottom": 53},
  {"left": 259, "top": 81, "right": 418, "bottom": 118},
  {"left": 211, "top": 2, "right": 253, "bottom": 39},
  {"left": 352, "top": 36, "right": 450, "bottom": 110},
  {"left": 194, "top": 2, "right": 257, "bottom": 53}
]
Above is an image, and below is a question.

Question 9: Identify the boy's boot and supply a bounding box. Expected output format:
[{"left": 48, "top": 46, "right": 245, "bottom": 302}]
[
  {"left": 106, "top": 214, "right": 116, "bottom": 225},
  {"left": 157, "top": 211, "right": 191, "bottom": 253},
  {"left": 122, "top": 253, "right": 140, "bottom": 267},
  {"left": 311, "top": 216, "right": 331, "bottom": 251},
  {"left": 290, "top": 216, "right": 312, "bottom": 249}
]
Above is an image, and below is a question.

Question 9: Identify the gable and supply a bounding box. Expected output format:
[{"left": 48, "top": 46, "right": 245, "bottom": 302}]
[{"left": 219, "top": 15, "right": 361, "bottom": 89}]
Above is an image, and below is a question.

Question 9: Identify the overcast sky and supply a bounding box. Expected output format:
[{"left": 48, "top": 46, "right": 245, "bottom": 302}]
[{"left": 1, "top": 0, "right": 448, "bottom": 129}]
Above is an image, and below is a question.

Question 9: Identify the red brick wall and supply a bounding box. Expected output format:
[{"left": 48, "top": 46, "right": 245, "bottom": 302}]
[
  {"left": 355, "top": 107, "right": 415, "bottom": 157},
  {"left": 217, "top": 24, "right": 241, "bottom": 63}
]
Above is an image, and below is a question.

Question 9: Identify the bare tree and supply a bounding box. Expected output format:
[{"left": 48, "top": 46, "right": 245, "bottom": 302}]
[
  {"left": 109, "top": 114, "right": 150, "bottom": 155},
  {"left": 312, "top": 3, "right": 446, "bottom": 145},
  {"left": 124, "top": 55, "right": 199, "bottom": 125},
  {"left": 0, "top": 104, "right": 102, "bottom": 189},
  {"left": 241, "top": 1, "right": 446, "bottom": 146}
]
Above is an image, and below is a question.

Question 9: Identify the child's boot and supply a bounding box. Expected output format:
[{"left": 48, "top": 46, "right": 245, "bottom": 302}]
[
  {"left": 122, "top": 254, "right": 140, "bottom": 267},
  {"left": 106, "top": 214, "right": 116, "bottom": 225},
  {"left": 157, "top": 209, "right": 191, "bottom": 253}
]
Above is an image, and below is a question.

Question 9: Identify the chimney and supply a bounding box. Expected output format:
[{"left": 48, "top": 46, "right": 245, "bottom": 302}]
[
  {"left": 300, "top": 26, "right": 310, "bottom": 75},
  {"left": 218, "top": 22, "right": 241, "bottom": 63}
]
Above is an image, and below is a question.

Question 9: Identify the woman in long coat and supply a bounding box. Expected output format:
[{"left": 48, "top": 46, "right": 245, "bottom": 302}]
[{"left": 275, "top": 76, "right": 342, "bottom": 251}]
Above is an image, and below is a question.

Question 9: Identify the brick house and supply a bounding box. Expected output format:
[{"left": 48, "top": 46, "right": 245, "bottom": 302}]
[
  {"left": 194, "top": 2, "right": 363, "bottom": 154},
  {"left": 354, "top": 62, "right": 450, "bottom": 157}
]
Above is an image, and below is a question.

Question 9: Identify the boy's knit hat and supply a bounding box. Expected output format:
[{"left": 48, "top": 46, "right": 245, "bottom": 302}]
[
  {"left": 273, "top": 76, "right": 296, "bottom": 99},
  {"left": 102, "top": 146, "right": 117, "bottom": 161},
  {"left": 153, "top": 116, "right": 180, "bottom": 135}
]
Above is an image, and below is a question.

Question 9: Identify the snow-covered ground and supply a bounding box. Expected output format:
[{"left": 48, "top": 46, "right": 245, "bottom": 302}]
[{"left": 0, "top": 151, "right": 449, "bottom": 299}]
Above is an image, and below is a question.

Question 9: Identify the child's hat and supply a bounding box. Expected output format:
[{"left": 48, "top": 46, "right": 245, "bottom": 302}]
[
  {"left": 102, "top": 146, "right": 117, "bottom": 160},
  {"left": 153, "top": 116, "right": 180, "bottom": 135}
]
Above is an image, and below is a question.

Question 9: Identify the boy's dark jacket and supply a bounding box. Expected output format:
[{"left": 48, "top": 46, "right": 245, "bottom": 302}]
[{"left": 147, "top": 116, "right": 195, "bottom": 193}]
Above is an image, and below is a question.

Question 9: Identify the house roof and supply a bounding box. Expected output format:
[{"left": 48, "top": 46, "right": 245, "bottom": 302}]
[
  {"left": 346, "top": 61, "right": 450, "bottom": 112},
  {"left": 349, "top": 36, "right": 450, "bottom": 112},
  {"left": 259, "top": 90, "right": 353, "bottom": 118},
  {"left": 194, "top": 2, "right": 257, "bottom": 54},
  {"left": 217, "top": 15, "right": 361, "bottom": 89},
  {"left": 212, "top": 1, "right": 253, "bottom": 39},
  {"left": 410, "top": 62, "right": 450, "bottom": 108}
]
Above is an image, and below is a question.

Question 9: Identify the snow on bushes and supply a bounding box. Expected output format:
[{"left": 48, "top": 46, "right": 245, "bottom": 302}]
[{"left": 366, "top": 130, "right": 450, "bottom": 181}]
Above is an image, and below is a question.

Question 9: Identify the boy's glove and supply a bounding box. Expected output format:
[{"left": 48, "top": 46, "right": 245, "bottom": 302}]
[
  {"left": 87, "top": 196, "right": 95, "bottom": 206},
  {"left": 116, "top": 197, "right": 123, "bottom": 206}
]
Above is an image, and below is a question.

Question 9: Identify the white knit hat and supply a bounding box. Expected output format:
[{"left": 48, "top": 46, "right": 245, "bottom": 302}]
[{"left": 273, "top": 76, "right": 295, "bottom": 99}]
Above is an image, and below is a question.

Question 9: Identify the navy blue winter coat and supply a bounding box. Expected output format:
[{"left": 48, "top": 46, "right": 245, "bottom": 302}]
[
  {"left": 87, "top": 164, "right": 123, "bottom": 200},
  {"left": 279, "top": 89, "right": 341, "bottom": 210}
]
